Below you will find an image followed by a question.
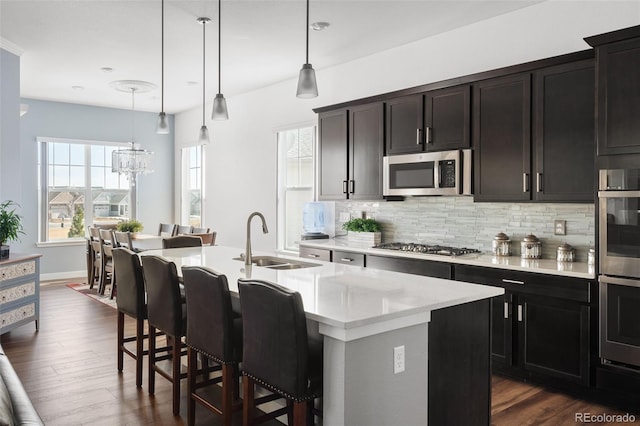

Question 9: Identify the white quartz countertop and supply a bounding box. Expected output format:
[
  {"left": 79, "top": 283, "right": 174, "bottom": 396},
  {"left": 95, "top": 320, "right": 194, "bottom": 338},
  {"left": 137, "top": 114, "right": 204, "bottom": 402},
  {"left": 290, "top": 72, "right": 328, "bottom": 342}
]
[
  {"left": 140, "top": 245, "right": 503, "bottom": 334},
  {"left": 299, "top": 238, "right": 596, "bottom": 280}
]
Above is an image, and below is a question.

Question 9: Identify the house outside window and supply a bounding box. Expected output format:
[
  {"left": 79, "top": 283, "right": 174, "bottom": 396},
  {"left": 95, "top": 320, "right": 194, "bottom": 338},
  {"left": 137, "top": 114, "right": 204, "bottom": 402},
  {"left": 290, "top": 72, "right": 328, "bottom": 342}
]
[
  {"left": 277, "top": 125, "right": 315, "bottom": 252},
  {"left": 181, "top": 145, "right": 203, "bottom": 228},
  {"left": 38, "top": 138, "right": 131, "bottom": 243}
]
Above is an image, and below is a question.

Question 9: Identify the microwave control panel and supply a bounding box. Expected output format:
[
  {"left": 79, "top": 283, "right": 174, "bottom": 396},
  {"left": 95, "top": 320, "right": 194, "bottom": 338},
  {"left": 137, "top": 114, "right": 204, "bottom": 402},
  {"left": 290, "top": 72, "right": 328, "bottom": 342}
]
[{"left": 440, "top": 160, "right": 457, "bottom": 188}]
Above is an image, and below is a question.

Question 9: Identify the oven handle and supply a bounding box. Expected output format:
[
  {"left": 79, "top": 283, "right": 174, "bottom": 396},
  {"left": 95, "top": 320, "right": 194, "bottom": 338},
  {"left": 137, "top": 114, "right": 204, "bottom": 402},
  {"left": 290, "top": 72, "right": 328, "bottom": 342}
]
[
  {"left": 598, "top": 190, "right": 640, "bottom": 198},
  {"left": 599, "top": 275, "right": 640, "bottom": 288}
]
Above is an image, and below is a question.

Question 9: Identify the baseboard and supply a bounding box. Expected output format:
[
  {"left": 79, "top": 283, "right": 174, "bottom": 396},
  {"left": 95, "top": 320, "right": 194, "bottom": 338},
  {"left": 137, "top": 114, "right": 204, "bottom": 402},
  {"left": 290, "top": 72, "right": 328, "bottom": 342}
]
[{"left": 41, "top": 270, "right": 86, "bottom": 283}]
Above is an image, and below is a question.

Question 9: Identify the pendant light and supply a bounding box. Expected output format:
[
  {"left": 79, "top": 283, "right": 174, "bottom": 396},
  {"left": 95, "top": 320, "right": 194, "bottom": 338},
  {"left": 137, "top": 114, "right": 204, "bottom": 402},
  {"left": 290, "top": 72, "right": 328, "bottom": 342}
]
[
  {"left": 211, "top": 0, "right": 229, "bottom": 120},
  {"left": 156, "top": 0, "right": 170, "bottom": 134},
  {"left": 197, "top": 17, "right": 211, "bottom": 144},
  {"left": 296, "top": 0, "right": 318, "bottom": 98}
]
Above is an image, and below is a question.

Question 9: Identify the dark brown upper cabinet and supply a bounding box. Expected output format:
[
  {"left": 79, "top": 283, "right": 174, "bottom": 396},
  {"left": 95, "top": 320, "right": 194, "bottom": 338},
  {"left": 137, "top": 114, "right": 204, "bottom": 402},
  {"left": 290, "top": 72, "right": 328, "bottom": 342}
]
[
  {"left": 533, "top": 60, "right": 595, "bottom": 202},
  {"left": 473, "top": 73, "right": 532, "bottom": 202},
  {"left": 317, "top": 103, "right": 384, "bottom": 201},
  {"left": 586, "top": 26, "right": 640, "bottom": 157},
  {"left": 385, "top": 86, "right": 470, "bottom": 155}
]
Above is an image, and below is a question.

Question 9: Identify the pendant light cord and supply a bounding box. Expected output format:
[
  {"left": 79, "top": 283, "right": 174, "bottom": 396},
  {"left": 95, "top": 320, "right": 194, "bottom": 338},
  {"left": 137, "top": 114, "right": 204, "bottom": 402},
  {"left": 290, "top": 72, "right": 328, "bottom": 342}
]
[
  {"left": 305, "top": 0, "right": 309, "bottom": 64},
  {"left": 161, "top": 0, "right": 165, "bottom": 113},
  {"left": 202, "top": 19, "right": 206, "bottom": 126},
  {"left": 218, "top": 0, "right": 222, "bottom": 93},
  {"left": 130, "top": 88, "right": 136, "bottom": 146}
]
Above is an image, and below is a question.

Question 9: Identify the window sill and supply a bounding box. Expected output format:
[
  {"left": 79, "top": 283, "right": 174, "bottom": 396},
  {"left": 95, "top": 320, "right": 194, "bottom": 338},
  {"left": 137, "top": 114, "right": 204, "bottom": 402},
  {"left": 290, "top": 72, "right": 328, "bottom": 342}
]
[{"left": 36, "top": 240, "right": 85, "bottom": 248}]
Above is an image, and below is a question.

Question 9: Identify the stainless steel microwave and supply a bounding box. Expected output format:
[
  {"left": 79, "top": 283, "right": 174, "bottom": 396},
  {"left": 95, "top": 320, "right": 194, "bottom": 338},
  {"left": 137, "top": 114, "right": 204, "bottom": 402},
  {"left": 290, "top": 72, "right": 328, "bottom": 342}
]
[{"left": 383, "top": 149, "right": 472, "bottom": 196}]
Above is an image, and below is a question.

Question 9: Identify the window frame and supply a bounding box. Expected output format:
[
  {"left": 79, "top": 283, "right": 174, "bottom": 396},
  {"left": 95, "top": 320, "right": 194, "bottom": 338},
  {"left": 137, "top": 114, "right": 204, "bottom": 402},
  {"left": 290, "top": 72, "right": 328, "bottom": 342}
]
[{"left": 180, "top": 145, "right": 205, "bottom": 229}]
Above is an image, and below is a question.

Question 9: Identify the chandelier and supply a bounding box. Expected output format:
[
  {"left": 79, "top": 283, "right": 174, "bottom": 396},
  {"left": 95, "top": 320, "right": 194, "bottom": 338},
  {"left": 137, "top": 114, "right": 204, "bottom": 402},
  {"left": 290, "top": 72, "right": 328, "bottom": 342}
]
[{"left": 110, "top": 80, "right": 156, "bottom": 184}]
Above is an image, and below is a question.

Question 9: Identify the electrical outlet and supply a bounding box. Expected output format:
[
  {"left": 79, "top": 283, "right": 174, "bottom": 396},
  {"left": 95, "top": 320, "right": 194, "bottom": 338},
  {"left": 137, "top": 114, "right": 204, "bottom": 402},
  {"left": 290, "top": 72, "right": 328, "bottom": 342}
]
[
  {"left": 339, "top": 212, "right": 350, "bottom": 222},
  {"left": 554, "top": 220, "right": 566, "bottom": 236},
  {"left": 393, "top": 345, "right": 405, "bottom": 374}
]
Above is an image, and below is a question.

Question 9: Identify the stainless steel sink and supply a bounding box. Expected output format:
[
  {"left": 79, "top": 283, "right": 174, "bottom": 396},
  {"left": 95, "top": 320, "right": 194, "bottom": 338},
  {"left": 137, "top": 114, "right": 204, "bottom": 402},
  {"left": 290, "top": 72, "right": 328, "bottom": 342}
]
[{"left": 233, "top": 255, "right": 320, "bottom": 269}]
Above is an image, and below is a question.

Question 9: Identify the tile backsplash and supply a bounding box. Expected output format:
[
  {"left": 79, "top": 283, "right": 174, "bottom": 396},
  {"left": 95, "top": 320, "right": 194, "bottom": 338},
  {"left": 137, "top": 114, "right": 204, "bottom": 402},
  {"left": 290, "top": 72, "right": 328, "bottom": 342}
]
[{"left": 336, "top": 197, "right": 595, "bottom": 261}]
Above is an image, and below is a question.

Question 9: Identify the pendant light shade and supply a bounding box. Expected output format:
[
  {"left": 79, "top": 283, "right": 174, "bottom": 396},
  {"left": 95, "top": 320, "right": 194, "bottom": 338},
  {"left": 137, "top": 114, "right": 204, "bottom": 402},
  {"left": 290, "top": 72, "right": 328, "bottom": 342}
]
[
  {"left": 211, "top": 0, "right": 229, "bottom": 120},
  {"left": 156, "top": 0, "right": 170, "bottom": 134},
  {"left": 296, "top": 0, "right": 318, "bottom": 98},
  {"left": 198, "top": 17, "right": 211, "bottom": 144}
]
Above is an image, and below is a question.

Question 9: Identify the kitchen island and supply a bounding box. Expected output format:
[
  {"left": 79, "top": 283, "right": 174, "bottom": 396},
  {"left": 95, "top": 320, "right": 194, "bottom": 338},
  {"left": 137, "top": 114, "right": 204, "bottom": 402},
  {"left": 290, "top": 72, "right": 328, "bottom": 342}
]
[{"left": 141, "top": 245, "right": 504, "bottom": 425}]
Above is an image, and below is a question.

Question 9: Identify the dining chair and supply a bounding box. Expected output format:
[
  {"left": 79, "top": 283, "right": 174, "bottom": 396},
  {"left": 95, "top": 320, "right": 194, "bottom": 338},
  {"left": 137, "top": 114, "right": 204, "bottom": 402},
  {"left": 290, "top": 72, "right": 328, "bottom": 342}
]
[
  {"left": 176, "top": 225, "right": 193, "bottom": 235},
  {"left": 141, "top": 255, "right": 188, "bottom": 416},
  {"left": 158, "top": 223, "right": 178, "bottom": 237},
  {"left": 190, "top": 232, "right": 216, "bottom": 246},
  {"left": 113, "top": 231, "right": 134, "bottom": 251},
  {"left": 98, "top": 229, "right": 116, "bottom": 297},
  {"left": 192, "top": 226, "right": 210, "bottom": 234},
  {"left": 182, "top": 266, "right": 243, "bottom": 426},
  {"left": 238, "top": 279, "right": 323, "bottom": 426},
  {"left": 162, "top": 235, "right": 203, "bottom": 249},
  {"left": 88, "top": 227, "right": 102, "bottom": 289},
  {"left": 112, "top": 248, "right": 148, "bottom": 388}
]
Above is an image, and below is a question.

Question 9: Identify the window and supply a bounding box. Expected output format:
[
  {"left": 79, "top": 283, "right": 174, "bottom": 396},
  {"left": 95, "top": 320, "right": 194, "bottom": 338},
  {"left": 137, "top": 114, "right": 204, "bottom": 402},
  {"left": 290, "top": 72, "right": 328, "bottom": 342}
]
[
  {"left": 277, "top": 126, "right": 315, "bottom": 252},
  {"left": 181, "top": 145, "right": 203, "bottom": 228},
  {"left": 38, "top": 138, "right": 132, "bottom": 243}
]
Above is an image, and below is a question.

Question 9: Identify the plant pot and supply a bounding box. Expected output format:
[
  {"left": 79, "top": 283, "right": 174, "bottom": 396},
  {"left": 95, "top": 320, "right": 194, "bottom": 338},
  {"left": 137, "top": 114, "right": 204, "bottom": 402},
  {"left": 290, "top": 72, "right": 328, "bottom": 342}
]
[
  {"left": 130, "top": 232, "right": 140, "bottom": 240},
  {"left": 0, "top": 245, "right": 9, "bottom": 260},
  {"left": 347, "top": 231, "right": 381, "bottom": 246}
]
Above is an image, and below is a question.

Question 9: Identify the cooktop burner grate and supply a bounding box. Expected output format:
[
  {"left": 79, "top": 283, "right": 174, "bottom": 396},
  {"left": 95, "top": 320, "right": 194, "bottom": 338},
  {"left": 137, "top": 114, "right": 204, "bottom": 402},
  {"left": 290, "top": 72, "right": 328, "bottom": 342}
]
[{"left": 373, "top": 242, "right": 481, "bottom": 257}]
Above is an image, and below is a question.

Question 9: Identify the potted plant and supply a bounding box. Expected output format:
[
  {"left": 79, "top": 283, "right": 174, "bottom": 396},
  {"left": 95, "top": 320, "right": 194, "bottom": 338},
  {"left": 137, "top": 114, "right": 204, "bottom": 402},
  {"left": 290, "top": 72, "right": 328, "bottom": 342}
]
[
  {"left": 343, "top": 217, "right": 382, "bottom": 246},
  {"left": 116, "top": 219, "right": 144, "bottom": 238},
  {"left": 0, "top": 200, "right": 25, "bottom": 259}
]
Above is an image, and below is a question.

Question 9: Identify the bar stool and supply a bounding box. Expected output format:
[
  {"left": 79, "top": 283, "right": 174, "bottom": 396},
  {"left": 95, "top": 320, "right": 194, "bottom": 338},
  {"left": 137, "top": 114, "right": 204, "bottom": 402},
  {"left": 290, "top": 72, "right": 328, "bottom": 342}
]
[
  {"left": 111, "top": 248, "right": 148, "bottom": 388},
  {"left": 238, "top": 279, "right": 323, "bottom": 426},
  {"left": 182, "top": 266, "right": 243, "bottom": 426},
  {"left": 162, "top": 235, "right": 203, "bottom": 249},
  {"left": 141, "top": 255, "right": 188, "bottom": 416}
]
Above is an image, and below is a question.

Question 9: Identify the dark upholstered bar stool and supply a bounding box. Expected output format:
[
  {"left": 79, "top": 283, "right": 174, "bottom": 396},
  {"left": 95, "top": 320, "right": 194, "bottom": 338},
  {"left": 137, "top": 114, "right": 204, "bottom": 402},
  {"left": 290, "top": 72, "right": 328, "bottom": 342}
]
[
  {"left": 182, "top": 266, "right": 243, "bottom": 426},
  {"left": 111, "top": 248, "right": 147, "bottom": 388},
  {"left": 162, "top": 235, "right": 203, "bottom": 249},
  {"left": 238, "top": 279, "right": 323, "bottom": 426},
  {"left": 141, "top": 255, "right": 188, "bottom": 416}
]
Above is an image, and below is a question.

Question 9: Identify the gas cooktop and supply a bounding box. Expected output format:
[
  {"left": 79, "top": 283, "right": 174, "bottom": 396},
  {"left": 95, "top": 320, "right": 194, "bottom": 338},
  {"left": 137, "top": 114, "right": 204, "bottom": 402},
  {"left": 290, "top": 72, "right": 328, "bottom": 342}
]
[{"left": 373, "top": 242, "right": 481, "bottom": 257}]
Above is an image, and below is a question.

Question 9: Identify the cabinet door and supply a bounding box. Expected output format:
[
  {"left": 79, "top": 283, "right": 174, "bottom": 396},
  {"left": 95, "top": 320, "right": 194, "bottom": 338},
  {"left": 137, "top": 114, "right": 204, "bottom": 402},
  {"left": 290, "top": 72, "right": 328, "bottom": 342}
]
[
  {"left": 517, "top": 293, "right": 590, "bottom": 385},
  {"left": 318, "top": 110, "right": 348, "bottom": 200},
  {"left": 596, "top": 38, "right": 640, "bottom": 156},
  {"left": 385, "top": 94, "right": 424, "bottom": 155},
  {"left": 473, "top": 74, "right": 531, "bottom": 201},
  {"left": 534, "top": 61, "right": 595, "bottom": 202},
  {"left": 349, "top": 103, "right": 384, "bottom": 200},
  {"left": 424, "top": 85, "right": 470, "bottom": 151},
  {"left": 491, "top": 292, "right": 515, "bottom": 367}
]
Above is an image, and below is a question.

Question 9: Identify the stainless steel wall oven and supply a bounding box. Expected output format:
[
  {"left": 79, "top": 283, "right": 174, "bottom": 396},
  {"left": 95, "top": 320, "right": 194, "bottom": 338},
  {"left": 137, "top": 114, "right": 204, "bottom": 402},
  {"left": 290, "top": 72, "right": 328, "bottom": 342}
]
[{"left": 599, "top": 169, "right": 640, "bottom": 369}]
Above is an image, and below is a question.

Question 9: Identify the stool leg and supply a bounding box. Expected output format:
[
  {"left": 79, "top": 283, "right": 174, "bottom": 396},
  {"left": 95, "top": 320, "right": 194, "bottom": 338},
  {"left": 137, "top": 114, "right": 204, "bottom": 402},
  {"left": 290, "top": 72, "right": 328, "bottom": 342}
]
[
  {"left": 292, "top": 401, "right": 308, "bottom": 426},
  {"left": 242, "top": 376, "right": 255, "bottom": 426},
  {"left": 148, "top": 326, "right": 156, "bottom": 395},
  {"left": 136, "top": 317, "right": 144, "bottom": 388},
  {"left": 222, "top": 364, "right": 233, "bottom": 426},
  {"left": 117, "top": 311, "right": 124, "bottom": 372},
  {"left": 172, "top": 338, "right": 181, "bottom": 415},
  {"left": 187, "top": 346, "right": 197, "bottom": 426}
]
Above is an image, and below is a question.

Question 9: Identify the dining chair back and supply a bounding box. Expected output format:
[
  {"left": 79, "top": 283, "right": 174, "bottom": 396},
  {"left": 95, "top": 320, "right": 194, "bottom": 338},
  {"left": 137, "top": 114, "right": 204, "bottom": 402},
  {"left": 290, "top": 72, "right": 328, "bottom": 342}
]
[
  {"left": 192, "top": 227, "right": 210, "bottom": 234},
  {"left": 190, "top": 232, "right": 216, "bottom": 246},
  {"left": 88, "top": 227, "right": 102, "bottom": 289},
  {"left": 158, "top": 223, "right": 178, "bottom": 237},
  {"left": 162, "top": 235, "right": 203, "bottom": 249},
  {"left": 177, "top": 225, "right": 193, "bottom": 235},
  {"left": 112, "top": 248, "right": 147, "bottom": 387},
  {"left": 98, "top": 229, "right": 116, "bottom": 297},
  {"left": 113, "top": 231, "right": 134, "bottom": 251},
  {"left": 182, "top": 266, "right": 242, "bottom": 426}
]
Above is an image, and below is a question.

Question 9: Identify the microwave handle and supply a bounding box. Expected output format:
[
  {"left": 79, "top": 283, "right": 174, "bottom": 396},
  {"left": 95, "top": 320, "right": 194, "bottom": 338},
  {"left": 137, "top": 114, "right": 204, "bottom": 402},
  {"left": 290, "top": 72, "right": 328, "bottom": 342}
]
[{"left": 434, "top": 161, "right": 441, "bottom": 188}]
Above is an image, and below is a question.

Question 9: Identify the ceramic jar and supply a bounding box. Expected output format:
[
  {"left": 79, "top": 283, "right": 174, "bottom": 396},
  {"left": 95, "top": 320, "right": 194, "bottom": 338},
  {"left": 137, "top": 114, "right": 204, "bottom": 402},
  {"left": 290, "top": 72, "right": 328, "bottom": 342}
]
[
  {"left": 521, "top": 234, "right": 542, "bottom": 259},
  {"left": 492, "top": 233, "right": 512, "bottom": 256},
  {"left": 556, "top": 243, "right": 576, "bottom": 262}
]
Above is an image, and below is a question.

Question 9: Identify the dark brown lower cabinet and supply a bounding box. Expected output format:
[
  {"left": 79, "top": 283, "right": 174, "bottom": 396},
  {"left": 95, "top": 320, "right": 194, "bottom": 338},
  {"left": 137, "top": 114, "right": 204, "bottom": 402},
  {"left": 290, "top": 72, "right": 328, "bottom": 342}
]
[{"left": 366, "top": 254, "right": 452, "bottom": 279}]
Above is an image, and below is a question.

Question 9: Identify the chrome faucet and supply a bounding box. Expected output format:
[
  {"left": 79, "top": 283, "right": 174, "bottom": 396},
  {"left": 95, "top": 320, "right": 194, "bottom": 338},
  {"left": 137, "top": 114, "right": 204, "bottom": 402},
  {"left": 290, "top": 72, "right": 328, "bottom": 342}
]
[{"left": 245, "top": 212, "right": 269, "bottom": 265}]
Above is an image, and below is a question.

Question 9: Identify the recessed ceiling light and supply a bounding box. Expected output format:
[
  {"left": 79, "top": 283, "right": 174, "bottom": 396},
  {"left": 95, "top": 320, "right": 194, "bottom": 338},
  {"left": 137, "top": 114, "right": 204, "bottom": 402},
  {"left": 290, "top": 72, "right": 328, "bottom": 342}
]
[
  {"left": 100, "top": 67, "right": 114, "bottom": 73},
  {"left": 310, "top": 22, "right": 330, "bottom": 31},
  {"left": 71, "top": 85, "right": 85, "bottom": 91}
]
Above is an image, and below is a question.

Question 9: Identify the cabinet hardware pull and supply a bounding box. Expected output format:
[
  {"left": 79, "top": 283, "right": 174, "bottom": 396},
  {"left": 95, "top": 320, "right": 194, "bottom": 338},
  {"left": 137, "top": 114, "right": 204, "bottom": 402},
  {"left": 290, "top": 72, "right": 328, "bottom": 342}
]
[
  {"left": 425, "top": 126, "right": 431, "bottom": 144},
  {"left": 523, "top": 173, "right": 529, "bottom": 193},
  {"left": 536, "top": 173, "right": 543, "bottom": 193},
  {"left": 517, "top": 305, "right": 523, "bottom": 322},
  {"left": 342, "top": 180, "right": 348, "bottom": 194},
  {"left": 349, "top": 180, "right": 355, "bottom": 194},
  {"left": 502, "top": 279, "right": 525, "bottom": 285},
  {"left": 340, "top": 258, "right": 354, "bottom": 262},
  {"left": 307, "top": 254, "right": 319, "bottom": 258},
  {"left": 504, "top": 302, "right": 509, "bottom": 319},
  {"left": 416, "top": 128, "right": 422, "bottom": 145}
]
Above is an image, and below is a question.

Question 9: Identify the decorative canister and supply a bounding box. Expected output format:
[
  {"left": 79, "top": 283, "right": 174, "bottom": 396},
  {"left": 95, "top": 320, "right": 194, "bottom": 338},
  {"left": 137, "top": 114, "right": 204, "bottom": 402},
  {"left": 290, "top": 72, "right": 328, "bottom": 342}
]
[
  {"left": 492, "top": 232, "right": 512, "bottom": 256},
  {"left": 588, "top": 248, "right": 596, "bottom": 266},
  {"left": 556, "top": 243, "right": 576, "bottom": 262},
  {"left": 521, "top": 234, "right": 542, "bottom": 259}
]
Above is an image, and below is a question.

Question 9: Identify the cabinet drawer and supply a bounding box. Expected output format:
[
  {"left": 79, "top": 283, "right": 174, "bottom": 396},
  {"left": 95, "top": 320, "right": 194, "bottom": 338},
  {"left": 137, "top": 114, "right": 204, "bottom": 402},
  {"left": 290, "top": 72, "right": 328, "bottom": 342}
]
[
  {"left": 0, "top": 281, "right": 36, "bottom": 305},
  {"left": 0, "top": 302, "right": 36, "bottom": 330},
  {"left": 455, "top": 264, "right": 591, "bottom": 303},
  {"left": 299, "top": 247, "right": 331, "bottom": 262},
  {"left": 333, "top": 250, "right": 365, "bottom": 267},
  {"left": 367, "top": 255, "right": 452, "bottom": 279},
  {"left": 0, "top": 260, "right": 36, "bottom": 282}
]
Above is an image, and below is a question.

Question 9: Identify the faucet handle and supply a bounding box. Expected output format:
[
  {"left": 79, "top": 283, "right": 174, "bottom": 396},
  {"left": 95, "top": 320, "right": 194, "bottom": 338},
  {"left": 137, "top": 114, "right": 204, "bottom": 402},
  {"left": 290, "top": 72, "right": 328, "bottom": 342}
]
[{"left": 239, "top": 253, "right": 245, "bottom": 260}]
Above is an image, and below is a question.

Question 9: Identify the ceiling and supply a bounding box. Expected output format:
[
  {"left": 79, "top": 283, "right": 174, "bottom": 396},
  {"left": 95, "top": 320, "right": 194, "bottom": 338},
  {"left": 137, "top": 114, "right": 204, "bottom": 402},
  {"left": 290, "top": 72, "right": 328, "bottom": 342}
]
[{"left": 0, "top": 0, "right": 542, "bottom": 114}]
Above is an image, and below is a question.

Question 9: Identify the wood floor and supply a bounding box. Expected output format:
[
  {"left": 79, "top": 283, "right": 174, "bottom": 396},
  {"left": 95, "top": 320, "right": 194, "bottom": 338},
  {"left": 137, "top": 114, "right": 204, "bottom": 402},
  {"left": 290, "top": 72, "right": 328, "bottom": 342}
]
[{"left": 0, "top": 282, "right": 634, "bottom": 425}]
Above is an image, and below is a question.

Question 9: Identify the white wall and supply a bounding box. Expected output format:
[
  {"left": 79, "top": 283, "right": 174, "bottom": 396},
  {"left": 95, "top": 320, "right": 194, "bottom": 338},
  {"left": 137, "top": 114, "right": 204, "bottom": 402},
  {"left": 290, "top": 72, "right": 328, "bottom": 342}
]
[{"left": 175, "top": 0, "right": 640, "bottom": 252}]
